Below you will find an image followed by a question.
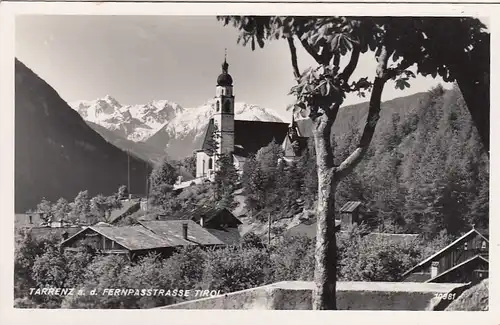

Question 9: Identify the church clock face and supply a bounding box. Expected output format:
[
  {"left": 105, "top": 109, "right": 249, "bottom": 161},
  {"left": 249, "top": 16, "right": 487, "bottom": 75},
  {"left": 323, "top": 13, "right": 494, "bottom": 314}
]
[{"left": 224, "top": 100, "right": 232, "bottom": 113}]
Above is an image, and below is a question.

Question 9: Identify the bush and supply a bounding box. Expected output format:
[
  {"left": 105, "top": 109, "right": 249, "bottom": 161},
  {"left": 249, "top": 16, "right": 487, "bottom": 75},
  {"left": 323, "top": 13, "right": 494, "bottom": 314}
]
[
  {"left": 201, "top": 247, "right": 272, "bottom": 293},
  {"left": 338, "top": 225, "right": 423, "bottom": 282},
  {"left": 268, "top": 236, "right": 315, "bottom": 282}
]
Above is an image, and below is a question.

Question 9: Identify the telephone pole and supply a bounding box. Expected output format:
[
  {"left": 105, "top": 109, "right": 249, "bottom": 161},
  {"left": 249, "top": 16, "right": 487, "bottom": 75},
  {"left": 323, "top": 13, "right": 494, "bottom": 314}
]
[
  {"left": 145, "top": 161, "right": 149, "bottom": 214},
  {"left": 268, "top": 212, "right": 272, "bottom": 246},
  {"left": 127, "top": 150, "right": 131, "bottom": 198}
]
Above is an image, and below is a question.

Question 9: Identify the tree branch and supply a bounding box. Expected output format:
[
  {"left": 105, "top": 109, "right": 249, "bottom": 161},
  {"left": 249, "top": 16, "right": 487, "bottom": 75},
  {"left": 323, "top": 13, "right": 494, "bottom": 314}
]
[
  {"left": 320, "top": 46, "right": 334, "bottom": 67},
  {"left": 300, "top": 38, "right": 324, "bottom": 64},
  {"left": 287, "top": 37, "right": 301, "bottom": 80},
  {"left": 335, "top": 45, "right": 390, "bottom": 180},
  {"left": 339, "top": 46, "right": 361, "bottom": 83}
]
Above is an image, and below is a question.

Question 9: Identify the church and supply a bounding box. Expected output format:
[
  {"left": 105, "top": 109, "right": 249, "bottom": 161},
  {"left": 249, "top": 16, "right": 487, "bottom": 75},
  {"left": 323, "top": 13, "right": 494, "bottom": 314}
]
[{"left": 195, "top": 56, "right": 311, "bottom": 179}]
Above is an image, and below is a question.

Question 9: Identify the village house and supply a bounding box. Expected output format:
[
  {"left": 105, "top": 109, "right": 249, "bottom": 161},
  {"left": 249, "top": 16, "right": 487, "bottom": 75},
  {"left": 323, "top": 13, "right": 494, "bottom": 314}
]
[
  {"left": 285, "top": 201, "right": 419, "bottom": 244},
  {"left": 402, "top": 227, "right": 489, "bottom": 284},
  {"left": 156, "top": 206, "right": 243, "bottom": 246},
  {"left": 15, "top": 212, "right": 83, "bottom": 241},
  {"left": 60, "top": 219, "right": 227, "bottom": 260},
  {"left": 195, "top": 56, "right": 311, "bottom": 180}
]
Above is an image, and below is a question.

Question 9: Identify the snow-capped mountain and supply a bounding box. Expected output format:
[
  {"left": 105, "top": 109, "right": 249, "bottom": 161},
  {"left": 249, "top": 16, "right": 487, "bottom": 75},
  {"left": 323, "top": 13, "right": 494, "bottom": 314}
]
[
  {"left": 163, "top": 99, "right": 284, "bottom": 138},
  {"left": 145, "top": 99, "right": 285, "bottom": 160},
  {"left": 72, "top": 95, "right": 285, "bottom": 160},
  {"left": 70, "top": 96, "right": 184, "bottom": 142}
]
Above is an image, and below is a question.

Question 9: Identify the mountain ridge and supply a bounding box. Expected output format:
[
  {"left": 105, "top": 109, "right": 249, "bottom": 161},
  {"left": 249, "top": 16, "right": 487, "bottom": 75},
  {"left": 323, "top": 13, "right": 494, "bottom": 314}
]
[
  {"left": 15, "top": 59, "right": 152, "bottom": 213},
  {"left": 71, "top": 95, "right": 286, "bottom": 160}
]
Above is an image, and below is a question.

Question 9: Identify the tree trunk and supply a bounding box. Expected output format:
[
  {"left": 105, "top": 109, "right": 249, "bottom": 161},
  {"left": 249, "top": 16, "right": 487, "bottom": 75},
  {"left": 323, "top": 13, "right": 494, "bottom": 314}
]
[
  {"left": 312, "top": 115, "right": 337, "bottom": 310},
  {"left": 311, "top": 45, "right": 390, "bottom": 310},
  {"left": 454, "top": 72, "right": 489, "bottom": 155},
  {"left": 440, "top": 32, "right": 489, "bottom": 155}
]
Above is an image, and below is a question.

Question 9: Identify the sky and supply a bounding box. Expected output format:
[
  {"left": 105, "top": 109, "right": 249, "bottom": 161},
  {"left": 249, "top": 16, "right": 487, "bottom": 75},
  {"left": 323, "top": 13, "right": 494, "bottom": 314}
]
[{"left": 16, "top": 15, "right": 452, "bottom": 121}]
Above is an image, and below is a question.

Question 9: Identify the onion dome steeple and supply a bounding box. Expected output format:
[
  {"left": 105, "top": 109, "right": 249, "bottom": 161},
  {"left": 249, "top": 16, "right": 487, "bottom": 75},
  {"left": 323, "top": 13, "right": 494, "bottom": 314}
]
[{"left": 217, "top": 49, "right": 233, "bottom": 87}]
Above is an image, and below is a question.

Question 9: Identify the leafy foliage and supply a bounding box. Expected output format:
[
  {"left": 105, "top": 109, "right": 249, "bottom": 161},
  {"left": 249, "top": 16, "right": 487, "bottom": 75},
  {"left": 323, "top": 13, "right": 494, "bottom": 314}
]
[
  {"left": 201, "top": 247, "right": 272, "bottom": 293},
  {"left": 149, "top": 157, "right": 177, "bottom": 209},
  {"left": 213, "top": 153, "right": 239, "bottom": 209}
]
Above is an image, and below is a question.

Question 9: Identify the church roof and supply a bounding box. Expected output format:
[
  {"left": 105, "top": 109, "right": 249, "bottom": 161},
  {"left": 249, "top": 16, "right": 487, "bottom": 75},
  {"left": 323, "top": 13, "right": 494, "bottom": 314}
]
[
  {"left": 282, "top": 134, "right": 309, "bottom": 158},
  {"left": 234, "top": 120, "right": 290, "bottom": 157},
  {"left": 217, "top": 73, "right": 233, "bottom": 87},
  {"left": 296, "top": 118, "right": 314, "bottom": 137},
  {"left": 201, "top": 118, "right": 290, "bottom": 157}
]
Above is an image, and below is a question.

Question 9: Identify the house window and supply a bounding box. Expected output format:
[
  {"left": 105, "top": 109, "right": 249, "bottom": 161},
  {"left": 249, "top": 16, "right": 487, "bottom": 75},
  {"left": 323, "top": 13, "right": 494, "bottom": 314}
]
[{"left": 481, "top": 241, "right": 487, "bottom": 250}]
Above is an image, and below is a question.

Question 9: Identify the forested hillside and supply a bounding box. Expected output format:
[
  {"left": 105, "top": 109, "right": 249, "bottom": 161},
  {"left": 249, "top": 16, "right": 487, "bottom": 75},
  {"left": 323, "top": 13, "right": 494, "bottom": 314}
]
[{"left": 242, "top": 85, "right": 488, "bottom": 240}]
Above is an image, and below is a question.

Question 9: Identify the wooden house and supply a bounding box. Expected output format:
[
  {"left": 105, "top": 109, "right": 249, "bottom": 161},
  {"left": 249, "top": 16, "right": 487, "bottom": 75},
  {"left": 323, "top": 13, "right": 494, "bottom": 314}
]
[
  {"left": 402, "top": 227, "right": 489, "bottom": 283},
  {"left": 337, "top": 201, "right": 362, "bottom": 230},
  {"left": 60, "top": 220, "right": 227, "bottom": 260},
  {"left": 159, "top": 206, "right": 243, "bottom": 245}
]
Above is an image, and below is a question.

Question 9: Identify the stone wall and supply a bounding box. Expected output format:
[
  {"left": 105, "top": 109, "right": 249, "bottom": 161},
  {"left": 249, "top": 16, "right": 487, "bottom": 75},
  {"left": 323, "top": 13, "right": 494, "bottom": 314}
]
[{"left": 159, "top": 281, "right": 469, "bottom": 310}]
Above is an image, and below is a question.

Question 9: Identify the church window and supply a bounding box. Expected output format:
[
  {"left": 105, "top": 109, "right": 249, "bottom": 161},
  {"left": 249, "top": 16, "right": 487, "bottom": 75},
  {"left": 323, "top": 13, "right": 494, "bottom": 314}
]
[
  {"left": 208, "top": 158, "right": 213, "bottom": 170},
  {"left": 464, "top": 242, "right": 468, "bottom": 251},
  {"left": 215, "top": 101, "right": 220, "bottom": 112},
  {"left": 481, "top": 241, "right": 487, "bottom": 250}
]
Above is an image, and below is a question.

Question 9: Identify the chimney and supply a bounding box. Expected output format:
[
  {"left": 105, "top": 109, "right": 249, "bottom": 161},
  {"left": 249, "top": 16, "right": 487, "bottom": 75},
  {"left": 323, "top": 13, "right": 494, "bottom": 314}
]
[
  {"left": 200, "top": 217, "right": 204, "bottom": 227},
  {"left": 28, "top": 215, "right": 33, "bottom": 224},
  {"left": 182, "top": 223, "right": 188, "bottom": 240},
  {"left": 431, "top": 261, "right": 439, "bottom": 278}
]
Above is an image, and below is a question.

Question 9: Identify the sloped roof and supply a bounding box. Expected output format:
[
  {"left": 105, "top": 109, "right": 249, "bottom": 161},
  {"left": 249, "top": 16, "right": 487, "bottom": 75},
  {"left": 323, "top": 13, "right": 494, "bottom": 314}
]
[
  {"left": 91, "top": 225, "right": 170, "bottom": 250},
  {"left": 139, "top": 220, "right": 225, "bottom": 246},
  {"left": 296, "top": 118, "right": 314, "bottom": 137},
  {"left": 402, "top": 228, "right": 489, "bottom": 277},
  {"left": 282, "top": 135, "right": 309, "bottom": 158},
  {"left": 109, "top": 199, "right": 141, "bottom": 224},
  {"left": 340, "top": 201, "right": 362, "bottom": 213},
  {"left": 61, "top": 225, "right": 170, "bottom": 251},
  {"left": 205, "top": 227, "right": 242, "bottom": 246},
  {"left": 285, "top": 220, "right": 342, "bottom": 239},
  {"left": 15, "top": 213, "right": 45, "bottom": 228},
  {"left": 426, "top": 255, "right": 489, "bottom": 283},
  {"left": 234, "top": 120, "right": 290, "bottom": 157},
  {"left": 201, "top": 119, "right": 290, "bottom": 157},
  {"left": 183, "top": 206, "right": 221, "bottom": 222},
  {"left": 27, "top": 226, "right": 83, "bottom": 240},
  {"left": 190, "top": 206, "right": 242, "bottom": 225},
  {"left": 364, "top": 233, "right": 420, "bottom": 245}
]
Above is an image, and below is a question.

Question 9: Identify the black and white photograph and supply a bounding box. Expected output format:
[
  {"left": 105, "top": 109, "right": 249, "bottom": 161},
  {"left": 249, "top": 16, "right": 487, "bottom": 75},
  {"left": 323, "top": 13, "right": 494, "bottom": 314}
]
[{"left": 7, "top": 7, "right": 491, "bottom": 313}]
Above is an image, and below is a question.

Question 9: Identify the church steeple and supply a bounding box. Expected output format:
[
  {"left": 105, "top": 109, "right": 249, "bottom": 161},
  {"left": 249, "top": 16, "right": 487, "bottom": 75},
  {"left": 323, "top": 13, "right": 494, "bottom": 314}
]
[
  {"left": 213, "top": 50, "right": 235, "bottom": 157},
  {"left": 217, "top": 48, "right": 233, "bottom": 87},
  {"left": 288, "top": 113, "right": 300, "bottom": 139},
  {"left": 222, "top": 48, "right": 229, "bottom": 72}
]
